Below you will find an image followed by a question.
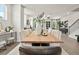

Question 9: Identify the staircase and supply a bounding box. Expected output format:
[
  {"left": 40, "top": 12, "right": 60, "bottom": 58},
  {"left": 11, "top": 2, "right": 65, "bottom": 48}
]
[{"left": 69, "top": 19, "right": 79, "bottom": 40}]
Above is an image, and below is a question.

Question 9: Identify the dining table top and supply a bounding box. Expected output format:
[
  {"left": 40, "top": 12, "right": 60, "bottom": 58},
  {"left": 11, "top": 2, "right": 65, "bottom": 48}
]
[{"left": 21, "top": 31, "right": 63, "bottom": 43}]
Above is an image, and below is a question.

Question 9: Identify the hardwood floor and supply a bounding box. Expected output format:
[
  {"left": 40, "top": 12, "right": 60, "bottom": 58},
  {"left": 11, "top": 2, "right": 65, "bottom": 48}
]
[
  {"left": 60, "top": 34, "right": 79, "bottom": 55},
  {"left": 0, "top": 43, "right": 19, "bottom": 55},
  {"left": 0, "top": 34, "right": 79, "bottom": 55}
]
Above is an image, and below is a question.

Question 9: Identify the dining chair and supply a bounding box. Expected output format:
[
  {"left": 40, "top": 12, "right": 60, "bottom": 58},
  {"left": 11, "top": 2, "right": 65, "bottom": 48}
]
[
  {"left": 51, "top": 30, "right": 62, "bottom": 46},
  {"left": 51, "top": 30, "right": 61, "bottom": 40},
  {"left": 21, "top": 29, "right": 32, "bottom": 39},
  {"left": 48, "top": 28, "right": 52, "bottom": 33},
  {"left": 20, "top": 29, "right": 32, "bottom": 46}
]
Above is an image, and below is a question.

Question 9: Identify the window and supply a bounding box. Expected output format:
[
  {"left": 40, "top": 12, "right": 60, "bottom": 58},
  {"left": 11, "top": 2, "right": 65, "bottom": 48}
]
[
  {"left": 0, "top": 5, "right": 7, "bottom": 30},
  {"left": 0, "top": 4, "right": 7, "bottom": 20},
  {"left": 46, "top": 21, "right": 50, "bottom": 29}
]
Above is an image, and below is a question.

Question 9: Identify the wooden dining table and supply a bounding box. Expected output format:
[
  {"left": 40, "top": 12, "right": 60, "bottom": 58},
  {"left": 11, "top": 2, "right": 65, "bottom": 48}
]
[{"left": 21, "top": 31, "right": 63, "bottom": 43}]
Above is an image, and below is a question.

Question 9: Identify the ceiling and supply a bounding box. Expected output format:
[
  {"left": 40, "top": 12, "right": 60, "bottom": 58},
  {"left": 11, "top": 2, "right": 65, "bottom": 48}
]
[{"left": 23, "top": 4, "right": 79, "bottom": 18}]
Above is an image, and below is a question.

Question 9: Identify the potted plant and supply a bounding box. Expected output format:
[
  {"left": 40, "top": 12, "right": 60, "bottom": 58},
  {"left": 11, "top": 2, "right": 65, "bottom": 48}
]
[{"left": 5, "top": 26, "right": 13, "bottom": 32}]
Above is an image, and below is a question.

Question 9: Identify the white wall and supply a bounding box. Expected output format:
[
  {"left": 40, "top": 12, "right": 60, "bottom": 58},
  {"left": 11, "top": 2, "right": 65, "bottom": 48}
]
[
  {"left": 12, "top": 5, "right": 24, "bottom": 42},
  {"left": 20, "top": 5, "right": 24, "bottom": 30},
  {"left": 6, "top": 4, "right": 13, "bottom": 26},
  {"left": 24, "top": 8, "right": 33, "bottom": 15}
]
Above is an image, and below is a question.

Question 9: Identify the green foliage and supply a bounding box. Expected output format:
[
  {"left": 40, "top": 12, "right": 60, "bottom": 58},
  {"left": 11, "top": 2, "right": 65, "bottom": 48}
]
[
  {"left": 8, "top": 26, "right": 13, "bottom": 30},
  {"left": 5, "top": 26, "right": 13, "bottom": 32}
]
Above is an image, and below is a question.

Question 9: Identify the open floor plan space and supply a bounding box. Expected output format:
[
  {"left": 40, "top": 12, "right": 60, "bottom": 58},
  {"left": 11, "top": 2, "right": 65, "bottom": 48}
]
[{"left": 0, "top": 4, "right": 79, "bottom": 55}]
